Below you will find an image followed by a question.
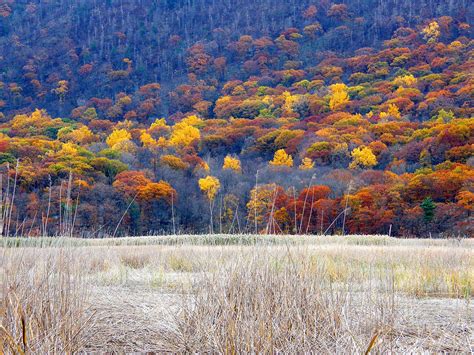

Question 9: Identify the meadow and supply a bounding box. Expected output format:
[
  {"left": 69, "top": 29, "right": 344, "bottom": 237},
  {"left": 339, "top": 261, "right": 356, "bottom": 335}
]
[{"left": 1, "top": 235, "right": 473, "bottom": 353}]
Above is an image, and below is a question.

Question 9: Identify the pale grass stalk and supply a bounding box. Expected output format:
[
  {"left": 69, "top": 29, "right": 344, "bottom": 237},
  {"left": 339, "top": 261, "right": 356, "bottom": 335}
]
[
  {"left": 305, "top": 189, "right": 315, "bottom": 234},
  {"left": 298, "top": 174, "right": 314, "bottom": 234},
  {"left": 2, "top": 164, "right": 11, "bottom": 236},
  {"left": 1, "top": 247, "right": 93, "bottom": 353},
  {"left": 43, "top": 175, "right": 52, "bottom": 236}
]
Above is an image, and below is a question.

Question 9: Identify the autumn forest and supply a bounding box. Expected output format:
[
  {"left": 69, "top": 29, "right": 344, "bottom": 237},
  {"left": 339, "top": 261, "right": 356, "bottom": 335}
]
[{"left": 0, "top": 0, "right": 472, "bottom": 237}]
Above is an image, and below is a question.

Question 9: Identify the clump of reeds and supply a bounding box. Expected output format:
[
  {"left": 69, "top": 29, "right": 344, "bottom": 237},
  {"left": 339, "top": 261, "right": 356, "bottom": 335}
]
[
  {"left": 0, "top": 248, "right": 93, "bottom": 353},
  {"left": 120, "top": 253, "right": 151, "bottom": 269},
  {"left": 163, "top": 249, "right": 398, "bottom": 353}
]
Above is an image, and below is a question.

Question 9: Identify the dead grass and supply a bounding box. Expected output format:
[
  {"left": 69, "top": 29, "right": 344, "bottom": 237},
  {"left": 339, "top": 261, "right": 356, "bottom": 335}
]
[
  {"left": 1, "top": 235, "right": 473, "bottom": 352},
  {"left": 163, "top": 254, "right": 399, "bottom": 353},
  {"left": 0, "top": 248, "right": 93, "bottom": 353},
  {"left": 120, "top": 253, "right": 151, "bottom": 269},
  {"left": 4, "top": 234, "right": 473, "bottom": 248}
]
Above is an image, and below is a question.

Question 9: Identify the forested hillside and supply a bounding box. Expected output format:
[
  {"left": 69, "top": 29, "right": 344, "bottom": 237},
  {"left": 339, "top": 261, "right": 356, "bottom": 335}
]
[
  {"left": 0, "top": 0, "right": 472, "bottom": 236},
  {"left": 1, "top": 0, "right": 472, "bottom": 115}
]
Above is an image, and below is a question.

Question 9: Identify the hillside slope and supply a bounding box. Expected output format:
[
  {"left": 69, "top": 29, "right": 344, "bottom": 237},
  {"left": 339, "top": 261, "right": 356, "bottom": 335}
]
[
  {"left": 0, "top": 1, "right": 472, "bottom": 237},
  {"left": 0, "top": 0, "right": 472, "bottom": 115}
]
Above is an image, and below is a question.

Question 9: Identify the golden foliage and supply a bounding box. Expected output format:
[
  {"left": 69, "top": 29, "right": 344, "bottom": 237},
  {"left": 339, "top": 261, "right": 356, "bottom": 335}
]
[
  {"left": 169, "top": 118, "right": 201, "bottom": 148},
  {"left": 282, "top": 91, "right": 304, "bottom": 114},
  {"left": 380, "top": 104, "right": 401, "bottom": 120},
  {"left": 156, "top": 137, "right": 168, "bottom": 148},
  {"left": 137, "top": 181, "right": 176, "bottom": 204},
  {"left": 106, "top": 128, "right": 132, "bottom": 148},
  {"left": 349, "top": 146, "right": 377, "bottom": 169},
  {"left": 150, "top": 118, "right": 168, "bottom": 130},
  {"left": 387, "top": 104, "right": 401, "bottom": 119},
  {"left": 270, "top": 149, "right": 293, "bottom": 168},
  {"left": 422, "top": 21, "right": 440, "bottom": 43},
  {"left": 140, "top": 131, "right": 157, "bottom": 147},
  {"left": 59, "top": 142, "right": 79, "bottom": 156},
  {"left": 161, "top": 155, "right": 188, "bottom": 170},
  {"left": 246, "top": 183, "right": 278, "bottom": 228},
  {"left": 67, "top": 126, "right": 96, "bottom": 144},
  {"left": 223, "top": 155, "right": 242, "bottom": 173},
  {"left": 299, "top": 157, "right": 314, "bottom": 170},
  {"left": 52, "top": 80, "right": 69, "bottom": 101},
  {"left": 329, "top": 83, "right": 349, "bottom": 111},
  {"left": 393, "top": 74, "right": 417, "bottom": 88},
  {"left": 11, "top": 109, "right": 58, "bottom": 131},
  {"left": 181, "top": 115, "right": 204, "bottom": 127},
  {"left": 199, "top": 175, "right": 221, "bottom": 201}
]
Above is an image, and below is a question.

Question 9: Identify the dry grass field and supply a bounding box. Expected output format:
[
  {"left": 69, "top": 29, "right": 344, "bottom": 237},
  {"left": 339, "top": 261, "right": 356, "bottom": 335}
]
[{"left": 1, "top": 235, "right": 473, "bottom": 353}]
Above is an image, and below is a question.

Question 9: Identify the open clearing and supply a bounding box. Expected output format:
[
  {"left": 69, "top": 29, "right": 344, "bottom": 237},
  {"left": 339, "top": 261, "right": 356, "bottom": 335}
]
[{"left": 2, "top": 235, "right": 473, "bottom": 353}]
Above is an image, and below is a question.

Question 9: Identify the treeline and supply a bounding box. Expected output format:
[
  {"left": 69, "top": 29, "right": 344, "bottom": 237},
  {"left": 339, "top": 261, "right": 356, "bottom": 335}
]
[{"left": 0, "top": 2, "right": 472, "bottom": 237}]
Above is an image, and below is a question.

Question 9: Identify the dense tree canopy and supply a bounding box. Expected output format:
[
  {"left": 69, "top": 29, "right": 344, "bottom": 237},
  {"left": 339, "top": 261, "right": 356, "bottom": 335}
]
[{"left": 0, "top": 1, "right": 472, "bottom": 237}]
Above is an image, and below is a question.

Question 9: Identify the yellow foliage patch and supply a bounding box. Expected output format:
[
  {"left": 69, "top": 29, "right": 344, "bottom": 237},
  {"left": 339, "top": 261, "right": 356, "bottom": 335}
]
[
  {"left": 349, "top": 146, "right": 377, "bottom": 169},
  {"left": 270, "top": 149, "right": 293, "bottom": 168},
  {"left": 106, "top": 129, "right": 132, "bottom": 148},
  {"left": 223, "top": 155, "right": 242, "bottom": 173},
  {"left": 199, "top": 175, "right": 221, "bottom": 201}
]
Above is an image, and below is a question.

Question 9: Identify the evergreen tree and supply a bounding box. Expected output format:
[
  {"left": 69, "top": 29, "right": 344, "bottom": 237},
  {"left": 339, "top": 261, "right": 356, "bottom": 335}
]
[{"left": 420, "top": 197, "right": 436, "bottom": 223}]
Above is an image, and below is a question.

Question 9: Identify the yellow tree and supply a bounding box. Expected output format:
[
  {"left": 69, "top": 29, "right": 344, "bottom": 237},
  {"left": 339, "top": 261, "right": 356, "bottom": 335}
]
[
  {"left": 11, "top": 109, "right": 62, "bottom": 134},
  {"left": 146, "top": 118, "right": 170, "bottom": 149},
  {"left": 270, "top": 149, "right": 293, "bottom": 168},
  {"left": 169, "top": 117, "right": 201, "bottom": 148},
  {"left": 457, "top": 191, "right": 474, "bottom": 212},
  {"left": 223, "top": 155, "right": 242, "bottom": 173},
  {"left": 150, "top": 118, "right": 168, "bottom": 130},
  {"left": 52, "top": 80, "right": 69, "bottom": 102},
  {"left": 387, "top": 103, "right": 401, "bottom": 119},
  {"left": 199, "top": 176, "right": 221, "bottom": 233},
  {"left": 170, "top": 123, "right": 200, "bottom": 147},
  {"left": 379, "top": 104, "right": 401, "bottom": 120},
  {"left": 59, "top": 142, "right": 79, "bottom": 156},
  {"left": 349, "top": 146, "right": 377, "bottom": 169},
  {"left": 67, "top": 126, "right": 96, "bottom": 144},
  {"left": 329, "top": 83, "right": 349, "bottom": 111},
  {"left": 180, "top": 115, "right": 203, "bottom": 126},
  {"left": 140, "top": 131, "right": 157, "bottom": 147},
  {"left": 139, "top": 130, "right": 161, "bottom": 173},
  {"left": 393, "top": 74, "right": 417, "bottom": 88},
  {"left": 422, "top": 21, "right": 440, "bottom": 43},
  {"left": 299, "top": 157, "right": 314, "bottom": 170},
  {"left": 282, "top": 91, "right": 299, "bottom": 114},
  {"left": 106, "top": 128, "right": 132, "bottom": 148},
  {"left": 48, "top": 142, "right": 93, "bottom": 175}
]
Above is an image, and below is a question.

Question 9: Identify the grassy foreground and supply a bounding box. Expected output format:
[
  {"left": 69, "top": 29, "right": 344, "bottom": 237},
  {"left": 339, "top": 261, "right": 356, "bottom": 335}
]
[
  {"left": 2, "top": 233, "right": 471, "bottom": 248},
  {"left": 1, "top": 235, "right": 473, "bottom": 352}
]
